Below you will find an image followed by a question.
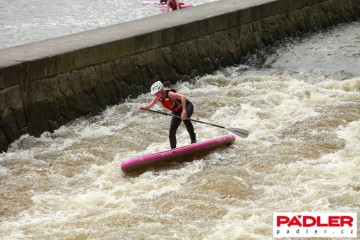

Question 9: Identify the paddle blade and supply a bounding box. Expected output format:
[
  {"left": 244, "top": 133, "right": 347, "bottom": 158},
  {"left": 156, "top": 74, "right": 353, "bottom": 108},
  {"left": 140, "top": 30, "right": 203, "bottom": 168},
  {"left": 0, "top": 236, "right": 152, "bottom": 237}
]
[{"left": 227, "top": 128, "right": 249, "bottom": 138}]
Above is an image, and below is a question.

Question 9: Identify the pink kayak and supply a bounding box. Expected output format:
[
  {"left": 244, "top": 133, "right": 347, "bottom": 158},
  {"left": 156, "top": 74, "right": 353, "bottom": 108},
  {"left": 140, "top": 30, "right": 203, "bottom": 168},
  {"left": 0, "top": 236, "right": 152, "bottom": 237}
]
[
  {"left": 121, "top": 135, "right": 235, "bottom": 173},
  {"left": 142, "top": 1, "right": 193, "bottom": 9}
]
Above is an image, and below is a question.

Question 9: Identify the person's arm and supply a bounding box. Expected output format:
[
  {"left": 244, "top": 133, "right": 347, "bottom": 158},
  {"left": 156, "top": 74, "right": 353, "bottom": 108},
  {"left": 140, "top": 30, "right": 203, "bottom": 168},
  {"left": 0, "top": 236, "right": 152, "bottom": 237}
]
[
  {"left": 176, "top": 0, "right": 180, "bottom": 10},
  {"left": 168, "top": 91, "right": 187, "bottom": 120},
  {"left": 138, "top": 95, "right": 160, "bottom": 110},
  {"left": 167, "top": 0, "right": 170, "bottom": 12}
]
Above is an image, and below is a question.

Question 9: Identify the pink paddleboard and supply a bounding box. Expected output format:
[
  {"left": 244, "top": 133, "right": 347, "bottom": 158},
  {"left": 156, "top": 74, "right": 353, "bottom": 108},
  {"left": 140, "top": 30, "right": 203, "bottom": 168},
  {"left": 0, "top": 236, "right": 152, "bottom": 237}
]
[
  {"left": 121, "top": 135, "right": 235, "bottom": 173},
  {"left": 142, "top": 1, "right": 193, "bottom": 9}
]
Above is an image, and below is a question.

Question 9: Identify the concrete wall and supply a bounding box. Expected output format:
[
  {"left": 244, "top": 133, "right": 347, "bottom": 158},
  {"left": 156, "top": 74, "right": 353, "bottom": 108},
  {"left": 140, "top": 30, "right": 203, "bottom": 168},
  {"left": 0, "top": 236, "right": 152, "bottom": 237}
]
[{"left": 0, "top": 0, "right": 359, "bottom": 152}]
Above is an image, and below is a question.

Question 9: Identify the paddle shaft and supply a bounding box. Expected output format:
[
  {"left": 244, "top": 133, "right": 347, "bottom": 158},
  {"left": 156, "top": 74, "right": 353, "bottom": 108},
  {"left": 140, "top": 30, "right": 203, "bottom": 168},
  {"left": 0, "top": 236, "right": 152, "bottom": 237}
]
[
  {"left": 144, "top": 109, "right": 226, "bottom": 129},
  {"left": 143, "top": 108, "right": 249, "bottom": 138}
]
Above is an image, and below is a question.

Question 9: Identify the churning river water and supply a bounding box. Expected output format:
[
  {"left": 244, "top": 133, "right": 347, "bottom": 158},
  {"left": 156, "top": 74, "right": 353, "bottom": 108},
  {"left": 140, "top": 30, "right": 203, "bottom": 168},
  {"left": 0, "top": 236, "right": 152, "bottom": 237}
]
[{"left": 0, "top": 1, "right": 360, "bottom": 239}]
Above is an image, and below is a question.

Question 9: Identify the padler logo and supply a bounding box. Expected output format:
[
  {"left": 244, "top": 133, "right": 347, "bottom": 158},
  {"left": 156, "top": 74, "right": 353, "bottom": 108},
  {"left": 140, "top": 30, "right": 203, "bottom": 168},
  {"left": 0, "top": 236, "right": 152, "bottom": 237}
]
[
  {"left": 277, "top": 215, "right": 354, "bottom": 227},
  {"left": 273, "top": 212, "right": 357, "bottom": 238}
]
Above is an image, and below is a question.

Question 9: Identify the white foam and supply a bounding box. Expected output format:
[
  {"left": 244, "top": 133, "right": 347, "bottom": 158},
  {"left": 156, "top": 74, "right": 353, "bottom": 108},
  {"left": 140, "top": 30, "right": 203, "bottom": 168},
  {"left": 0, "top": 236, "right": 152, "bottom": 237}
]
[{"left": 0, "top": 165, "right": 9, "bottom": 177}]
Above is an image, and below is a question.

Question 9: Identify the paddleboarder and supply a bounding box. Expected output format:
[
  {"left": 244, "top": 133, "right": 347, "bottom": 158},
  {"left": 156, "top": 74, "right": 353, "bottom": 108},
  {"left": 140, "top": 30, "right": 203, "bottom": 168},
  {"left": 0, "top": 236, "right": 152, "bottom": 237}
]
[{"left": 138, "top": 81, "right": 197, "bottom": 149}]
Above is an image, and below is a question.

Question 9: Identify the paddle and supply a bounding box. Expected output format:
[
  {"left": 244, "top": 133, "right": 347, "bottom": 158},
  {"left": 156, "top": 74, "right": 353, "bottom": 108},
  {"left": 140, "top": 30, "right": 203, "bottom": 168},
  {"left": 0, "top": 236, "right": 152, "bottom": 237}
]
[{"left": 143, "top": 109, "right": 249, "bottom": 138}]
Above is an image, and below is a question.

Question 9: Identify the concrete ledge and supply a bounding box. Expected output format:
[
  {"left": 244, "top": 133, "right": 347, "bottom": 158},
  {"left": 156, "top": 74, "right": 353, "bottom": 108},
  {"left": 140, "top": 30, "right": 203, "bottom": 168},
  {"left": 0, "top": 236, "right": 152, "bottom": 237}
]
[{"left": 0, "top": 0, "right": 337, "bottom": 80}]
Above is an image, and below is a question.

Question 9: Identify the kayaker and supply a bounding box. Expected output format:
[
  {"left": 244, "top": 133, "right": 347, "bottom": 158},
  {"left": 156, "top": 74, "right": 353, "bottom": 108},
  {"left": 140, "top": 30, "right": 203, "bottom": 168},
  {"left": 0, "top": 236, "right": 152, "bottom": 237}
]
[
  {"left": 167, "top": 0, "right": 182, "bottom": 11},
  {"left": 138, "top": 81, "right": 197, "bottom": 149}
]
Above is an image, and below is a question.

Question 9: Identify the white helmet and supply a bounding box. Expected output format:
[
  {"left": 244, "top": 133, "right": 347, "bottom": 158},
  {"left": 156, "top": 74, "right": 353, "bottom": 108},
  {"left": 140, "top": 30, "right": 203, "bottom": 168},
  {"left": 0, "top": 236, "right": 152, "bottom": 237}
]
[{"left": 150, "top": 81, "right": 163, "bottom": 95}]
